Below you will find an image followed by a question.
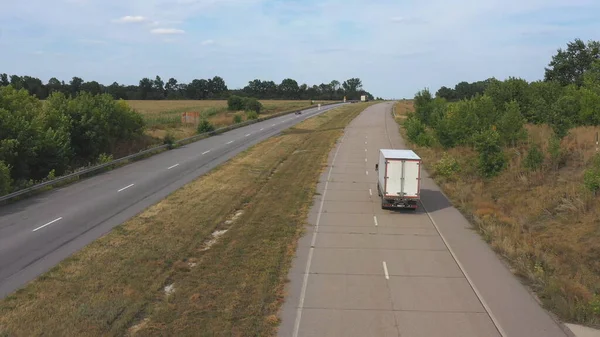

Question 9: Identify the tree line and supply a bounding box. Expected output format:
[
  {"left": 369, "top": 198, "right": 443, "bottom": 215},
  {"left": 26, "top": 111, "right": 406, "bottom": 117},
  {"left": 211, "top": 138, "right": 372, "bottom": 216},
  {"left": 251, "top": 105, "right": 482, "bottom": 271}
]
[
  {"left": 0, "top": 74, "right": 374, "bottom": 101},
  {"left": 405, "top": 38, "right": 600, "bottom": 180},
  {"left": 0, "top": 87, "right": 146, "bottom": 196}
]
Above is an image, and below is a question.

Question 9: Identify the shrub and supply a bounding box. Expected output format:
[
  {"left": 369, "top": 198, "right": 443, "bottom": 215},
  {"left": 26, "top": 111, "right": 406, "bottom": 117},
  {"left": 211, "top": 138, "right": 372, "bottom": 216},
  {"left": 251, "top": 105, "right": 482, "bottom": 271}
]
[
  {"left": 197, "top": 119, "right": 215, "bottom": 134},
  {"left": 404, "top": 116, "right": 427, "bottom": 144},
  {"left": 233, "top": 114, "right": 243, "bottom": 124},
  {"left": 227, "top": 95, "right": 245, "bottom": 111},
  {"left": 246, "top": 111, "right": 259, "bottom": 120},
  {"left": 433, "top": 153, "right": 460, "bottom": 179},
  {"left": 163, "top": 131, "right": 176, "bottom": 149},
  {"left": 243, "top": 97, "right": 263, "bottom": 114},
  {"left": 473, "top": 128, "right": 506, "bottom": 178},
  {"left": 498, "top": 100, "right": 527, "bottom": 147},
  {"left": 97, "top": 153, "right": 114, "bottom": 165},
  {"left": 523, "top": 144, "right": 544, "bottom": 171},
  {"left": 583, "top": 153, "right": 600, "bottom": 194},
  {"left": 0, "top": 161, "right": 12, "bottom": 196},
  {"left": 548, "top": 135, "right": 565, "bottom": 170}
]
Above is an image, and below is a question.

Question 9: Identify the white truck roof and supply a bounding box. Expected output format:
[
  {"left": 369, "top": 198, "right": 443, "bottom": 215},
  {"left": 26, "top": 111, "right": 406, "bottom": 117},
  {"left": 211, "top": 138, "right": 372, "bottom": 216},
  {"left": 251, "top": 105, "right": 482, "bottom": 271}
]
[{"left": 380, "top": 149, "right": 421, "bottom": 160}]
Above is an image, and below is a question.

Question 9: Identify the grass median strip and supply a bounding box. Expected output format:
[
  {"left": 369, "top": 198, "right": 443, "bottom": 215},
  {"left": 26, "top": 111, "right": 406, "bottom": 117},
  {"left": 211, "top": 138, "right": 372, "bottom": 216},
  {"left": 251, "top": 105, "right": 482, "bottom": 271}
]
[{"left": 0, "top": 102, "right": 374, "bottom": 337}]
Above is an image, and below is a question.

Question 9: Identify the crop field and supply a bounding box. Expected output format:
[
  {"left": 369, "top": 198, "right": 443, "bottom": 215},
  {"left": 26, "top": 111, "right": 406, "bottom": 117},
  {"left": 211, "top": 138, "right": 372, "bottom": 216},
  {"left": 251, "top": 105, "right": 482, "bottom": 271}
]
[
  {"left": 394, "top": 100, "right": 600, "bottom": 327},
  {"left": 126, "top": 100, "right": 337, "bottom": 140}
]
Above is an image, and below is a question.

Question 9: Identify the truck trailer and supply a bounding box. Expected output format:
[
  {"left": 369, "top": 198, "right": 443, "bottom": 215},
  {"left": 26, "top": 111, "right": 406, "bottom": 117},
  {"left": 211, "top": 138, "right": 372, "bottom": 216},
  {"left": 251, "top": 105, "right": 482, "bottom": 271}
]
[{"left": 375, "top": 149, "right": 422, "bottom": 210}]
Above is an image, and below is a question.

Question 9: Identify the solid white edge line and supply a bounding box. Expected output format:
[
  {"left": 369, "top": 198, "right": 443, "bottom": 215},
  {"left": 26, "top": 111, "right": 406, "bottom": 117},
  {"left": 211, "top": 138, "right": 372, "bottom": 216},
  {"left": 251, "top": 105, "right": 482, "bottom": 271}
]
[
  {"left": 292, "top": 132, "right": 347, "bottom": 337},
  {"left": 373, "top": 215, "right": 378, "bottom": 226},
  {"left": 32, "top": 217, "right": 63, "bottom": 232},
  {"left": 117, "top": 183, "right": 135, "bottom": 192},
  {"left": 383, "top": 261, "right": 389, "bottom": 280},
  {"left": 422, "top": 202, "right": 508, "bottom": 337},
  {"left": 202, "top": 150, "right": 211, "bottom": 155},
  {"left": 167, "top": 163, "right": 179, "bottom": 170},
  {"left": 383, "top": 103, "right": 507, "bottom": 337}
]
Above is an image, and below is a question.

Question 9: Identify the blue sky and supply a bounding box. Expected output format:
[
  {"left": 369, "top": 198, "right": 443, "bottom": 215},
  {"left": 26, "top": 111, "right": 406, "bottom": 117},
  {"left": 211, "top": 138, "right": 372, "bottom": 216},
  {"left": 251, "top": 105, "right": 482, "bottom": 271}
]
[{"left": 1, "top": 0, "right": 599, "bottom": 98}]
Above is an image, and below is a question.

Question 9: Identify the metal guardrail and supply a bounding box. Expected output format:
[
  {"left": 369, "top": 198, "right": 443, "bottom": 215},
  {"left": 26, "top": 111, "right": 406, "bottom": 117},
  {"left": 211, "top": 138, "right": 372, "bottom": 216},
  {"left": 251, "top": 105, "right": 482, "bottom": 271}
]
[{"left": 0, "top": 101, "right": 343, "bottom": 203}]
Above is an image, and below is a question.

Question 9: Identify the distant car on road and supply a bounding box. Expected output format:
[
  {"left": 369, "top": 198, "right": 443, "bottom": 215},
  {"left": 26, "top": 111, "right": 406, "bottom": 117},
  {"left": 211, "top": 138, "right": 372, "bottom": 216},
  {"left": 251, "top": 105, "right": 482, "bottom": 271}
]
[{"left": 295, "top": 110, "right": 302, "bottom": 115}]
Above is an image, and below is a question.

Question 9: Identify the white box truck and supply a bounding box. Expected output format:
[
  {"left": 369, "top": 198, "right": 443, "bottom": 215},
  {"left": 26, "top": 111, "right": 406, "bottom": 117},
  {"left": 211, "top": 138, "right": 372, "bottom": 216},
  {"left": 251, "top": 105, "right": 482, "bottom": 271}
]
[
  {"left": 361, "top": 95, "right": 367, "bottom": 102},
  {"left": 375, "top": 149, "right": 422, "bottom": 210}
]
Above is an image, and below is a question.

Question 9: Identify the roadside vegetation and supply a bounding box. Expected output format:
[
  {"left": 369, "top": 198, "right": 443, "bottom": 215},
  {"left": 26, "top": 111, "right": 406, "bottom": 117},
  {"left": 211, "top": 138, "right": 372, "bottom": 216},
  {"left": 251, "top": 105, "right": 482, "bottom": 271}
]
[
  {"left": 0, "top": 87, "right": 147, "bottom": 197},
  {"left": 134, "top": 99, "right": 336, "bottom": 141},
  {"left": 396, "top": 38, "right": 600, "bottom": 327},
  {"left": 0, "top": 102, "right": 375, "bottom": 336}
]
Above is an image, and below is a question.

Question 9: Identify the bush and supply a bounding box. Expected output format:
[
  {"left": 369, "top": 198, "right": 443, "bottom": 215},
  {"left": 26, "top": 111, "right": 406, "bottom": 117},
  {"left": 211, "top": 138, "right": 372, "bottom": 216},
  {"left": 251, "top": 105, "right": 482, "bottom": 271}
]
[
  {"left": 583, "top": 153, "right": 600, "bottom": 193},
  {"left": 523, "top": 144, "right": 544, "bottom": 171},
  {"left": 233, "top": 114, "right": 243, "bottom": 124},
  {"left": 404, "top": 116, "right": 427, "bottom": 144},
  {"left": 97, "top": 153, "right": 114, "bottom": 165},
  {"left": 163, "top": 131, "right": 176, "bottom": 149},
  {"left": 473, "top": 128, "right": 506, "bottom": 178},
  {"left": 244, "top": 97, "right": 263, "bottom": 114},
  {"left": 548, "top": 136, "right": 565, "bottom": 170},
  {"left": 0, "top": 161, "right": 12, "bottom": 196},
  {"left": 433, "top": 153, "right": 460, "bottom": 179},
  {"left": 197, "top": 119, "right": 215, "bottom": 134},
  {"left": 227, "top": 95, "right": 245, "bottom": 111},
  {"left": 246, "top": 111, "right": 259, "bottom": 120}
]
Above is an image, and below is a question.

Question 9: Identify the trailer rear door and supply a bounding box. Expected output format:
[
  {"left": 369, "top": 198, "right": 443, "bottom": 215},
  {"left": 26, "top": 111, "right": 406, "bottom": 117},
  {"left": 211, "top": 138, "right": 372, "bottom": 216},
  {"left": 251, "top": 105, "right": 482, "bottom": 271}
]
[
  {"left": 385, "top": 160, "right": 403, "bottom": 197},
  {"left": 402, "top": 160, "right": 420, "bottom": 198}
]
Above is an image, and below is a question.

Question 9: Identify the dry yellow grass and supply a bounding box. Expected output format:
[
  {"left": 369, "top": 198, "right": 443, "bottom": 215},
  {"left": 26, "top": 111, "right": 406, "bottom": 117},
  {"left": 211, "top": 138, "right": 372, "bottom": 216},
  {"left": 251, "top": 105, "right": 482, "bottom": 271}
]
[
  {"left": 0, "top": 102, "right": 374, "bottom": 337},
  {"left": 128, "top": 99, "right": 338, "bottom": 141},
  {"left": 395, "top": 101, "right": 600, "bottom": 327}
]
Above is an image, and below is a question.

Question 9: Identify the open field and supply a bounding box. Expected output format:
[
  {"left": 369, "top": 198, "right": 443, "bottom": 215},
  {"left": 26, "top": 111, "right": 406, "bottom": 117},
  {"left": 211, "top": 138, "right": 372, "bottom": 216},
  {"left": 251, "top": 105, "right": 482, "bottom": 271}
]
[
  {"left": 0, "top": 102, "right": 374, "bottom": 336},
  {"left": 394, "top": 101, "right": 600, "bottom": 327},
  {"left": 127, "top": 100, "right": 338, "bottom": 140}
]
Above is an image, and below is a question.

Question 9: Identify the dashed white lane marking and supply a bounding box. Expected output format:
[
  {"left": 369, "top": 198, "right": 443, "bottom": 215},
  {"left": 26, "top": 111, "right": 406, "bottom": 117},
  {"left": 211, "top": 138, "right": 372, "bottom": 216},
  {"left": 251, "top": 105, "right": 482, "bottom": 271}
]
[
  {"left": 383, "top": 261, "right": 389, "bottom": 280},
  {"left": 365, "top": 149, "right": 367, "bottom": 152},
  {"left": 167, "top": 163, "right": 179, "bottom": 170},
  {"left": 260, "top": 128, "right": 264, "bottom": 131},
  {"left": 369, "top": 189, "right": 373, "bottom": 196},
  {"left": 272, "top": 124, "right": 276, "bottom": 126},
  {"left": 365, "top": 158, "right": 367, "bottom": 162},
  {"left": 245, "top": 133, "right": 251, "bottom": 137},
  {"left": 374, "top": 215, "right": 378, "bottom": 226},
  {"left": 202, "top": 150, "right": 211, "bottom": 155},
  {"left": 118, "top": 184, "right": 135, "bottom": 192},
  {"left": 226, "top": 140, "right": 234, "bottom": 144},
  {"left": 32, "top": 217, "right": 62, "bottom": 232},
  {"left": 366, "top": 170, "right": 369, "bottom": 175}
]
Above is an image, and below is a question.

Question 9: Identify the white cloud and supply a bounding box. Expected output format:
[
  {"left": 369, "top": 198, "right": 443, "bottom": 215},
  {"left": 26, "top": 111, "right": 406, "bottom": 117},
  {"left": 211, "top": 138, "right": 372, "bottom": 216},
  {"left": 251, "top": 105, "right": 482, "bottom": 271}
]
[
  {"left": 115, "top": 15, "right": 147, "bottom": 23},
  {"left": 150, "top": 28, "right": 185, "bottom": 35},
  {"left": 2, "top": 0, "right": 600, "bottom": 98}
]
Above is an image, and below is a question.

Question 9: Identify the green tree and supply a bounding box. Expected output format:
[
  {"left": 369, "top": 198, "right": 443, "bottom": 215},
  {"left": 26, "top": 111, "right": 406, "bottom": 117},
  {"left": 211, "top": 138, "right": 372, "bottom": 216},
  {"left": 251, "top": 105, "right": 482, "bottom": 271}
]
[
  {"left": 473, "top": 128, "right": 506, "bottom": 178},
  {"left": 544, "top": 38, "right": 600, "bottom": 87},
  {"left": 498, "top": 100, "right": 527, "bottom": 146}
]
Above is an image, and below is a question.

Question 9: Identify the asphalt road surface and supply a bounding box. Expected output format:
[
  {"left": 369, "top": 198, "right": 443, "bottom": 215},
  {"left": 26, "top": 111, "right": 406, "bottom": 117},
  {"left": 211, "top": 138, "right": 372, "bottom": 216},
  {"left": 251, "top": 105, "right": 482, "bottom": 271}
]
[
  {"left": 0, "top": 103, "right": 346, "bottom": 299},
  {"left": 278, "top": 102, "right": 574, "bottom": 337}
]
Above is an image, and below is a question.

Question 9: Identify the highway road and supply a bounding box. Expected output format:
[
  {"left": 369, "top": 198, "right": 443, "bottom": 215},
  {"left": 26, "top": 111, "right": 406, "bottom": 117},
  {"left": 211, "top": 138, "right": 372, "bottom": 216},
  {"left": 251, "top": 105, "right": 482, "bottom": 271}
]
[
  {"left": 0, "top": 103, "right": 346, "bottom": 299},
  {"left": 278, "top": 102, "right": 574, "bottom": 337}
]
